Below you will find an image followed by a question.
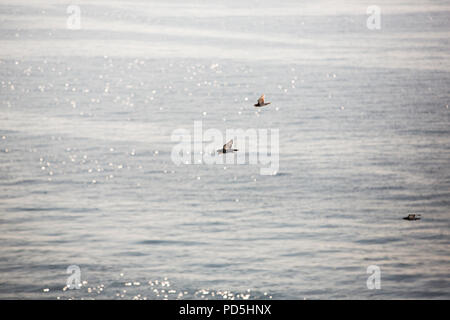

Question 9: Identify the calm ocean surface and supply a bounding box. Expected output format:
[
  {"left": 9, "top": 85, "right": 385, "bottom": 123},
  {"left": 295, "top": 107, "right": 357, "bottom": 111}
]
[{"left": 0, "top": 0, "right": 449, "bottom": 299}]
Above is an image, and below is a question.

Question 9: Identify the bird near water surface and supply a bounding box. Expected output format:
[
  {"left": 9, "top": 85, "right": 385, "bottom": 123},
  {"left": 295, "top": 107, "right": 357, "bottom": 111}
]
[
  {"left": 403, "top": 214, "right": 421, "bottom": 221},
  {"left": 254, "top": 94, "right": 271, "bottom": 107},
  {"left": 217, "top": 139, "right": 238, "bottom": 154}
]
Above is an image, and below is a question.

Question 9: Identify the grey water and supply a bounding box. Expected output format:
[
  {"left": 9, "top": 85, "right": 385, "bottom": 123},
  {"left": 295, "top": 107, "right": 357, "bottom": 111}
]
[{"left": 0, "top": 0, "right": 449, "bottom": 299}]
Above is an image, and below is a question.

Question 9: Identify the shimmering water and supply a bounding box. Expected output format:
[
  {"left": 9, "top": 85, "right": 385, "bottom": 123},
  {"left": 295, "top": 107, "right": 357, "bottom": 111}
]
[{"left": 0, "top": 0, "right": 449, "bottom": 299}]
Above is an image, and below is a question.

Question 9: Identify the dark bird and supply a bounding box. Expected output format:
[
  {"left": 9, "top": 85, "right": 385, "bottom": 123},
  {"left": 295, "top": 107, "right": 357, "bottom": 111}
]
[
  {"left": 403, "top": 214, "right": 421, "bottom": 221},
  {"left": 217, "top": 139, "right": 238, "bottom": 154},
  {"left": 254, "top": 94, "right": 271, "bottom": 107}
]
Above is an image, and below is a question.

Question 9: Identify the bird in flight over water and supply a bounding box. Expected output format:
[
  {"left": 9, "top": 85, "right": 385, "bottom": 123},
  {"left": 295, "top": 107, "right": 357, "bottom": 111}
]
[
  {"left": 217, "top": 139, "right": 238, "bottom": 154},
  {"left": 403, "top": 214, "right": 421, "bottom": 220},
  {"left": 254, "top": 94, "right": 271, "bottom": 107}
]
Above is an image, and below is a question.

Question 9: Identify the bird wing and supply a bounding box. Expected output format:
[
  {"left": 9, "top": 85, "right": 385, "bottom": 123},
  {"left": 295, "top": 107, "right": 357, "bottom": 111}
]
[
  {"left": 223, "top": 139, "right": 233, "bottom": 150},
  {"left": 257, "top": 94, "right": 265, "bottom": 105}
]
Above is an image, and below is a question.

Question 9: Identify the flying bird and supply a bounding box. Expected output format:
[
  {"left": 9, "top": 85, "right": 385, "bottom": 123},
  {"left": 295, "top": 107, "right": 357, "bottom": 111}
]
[
  {"left": 254, "top": 94, "right": 271, "bottom": 107},
  {"left": 217, "top": 139, "right": 238, "bottom": 154},
  {"left": 403, "top": 214, "right": 421, "bottom": 221}
]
